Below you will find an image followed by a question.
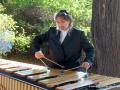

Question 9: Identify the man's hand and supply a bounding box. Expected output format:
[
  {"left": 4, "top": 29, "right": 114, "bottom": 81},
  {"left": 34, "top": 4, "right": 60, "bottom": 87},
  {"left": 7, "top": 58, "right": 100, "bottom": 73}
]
[
  {"left": 82, "top": 62, "right": 90, "bottom": 71},
  {"left": 35, "top": 51, "right": 45, "bottom": 59}
]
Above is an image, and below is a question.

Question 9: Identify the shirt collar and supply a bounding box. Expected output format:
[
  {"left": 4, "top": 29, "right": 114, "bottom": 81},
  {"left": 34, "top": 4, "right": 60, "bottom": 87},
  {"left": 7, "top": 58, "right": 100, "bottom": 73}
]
[{"left": 56, "top": 27, "right": 73, "bottom": 36}]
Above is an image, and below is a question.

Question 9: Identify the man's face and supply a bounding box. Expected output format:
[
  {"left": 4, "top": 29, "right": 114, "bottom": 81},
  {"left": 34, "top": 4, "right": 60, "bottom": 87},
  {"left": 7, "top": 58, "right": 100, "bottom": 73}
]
[{"left": 55, "top": 17, "right": 70, "bottom": 31}]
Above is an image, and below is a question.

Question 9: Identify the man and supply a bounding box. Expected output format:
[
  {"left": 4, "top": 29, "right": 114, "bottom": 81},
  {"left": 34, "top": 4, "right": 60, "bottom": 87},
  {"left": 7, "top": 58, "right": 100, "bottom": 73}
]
[{"left": 31, "top": 10, "right": 94, "bottom": 71}]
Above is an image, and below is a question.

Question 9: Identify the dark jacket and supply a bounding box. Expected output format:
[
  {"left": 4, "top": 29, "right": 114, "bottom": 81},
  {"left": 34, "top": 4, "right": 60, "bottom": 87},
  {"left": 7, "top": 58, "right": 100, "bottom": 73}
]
[{"left": 31, "top": 27, "right": 94, "bottom": 69}]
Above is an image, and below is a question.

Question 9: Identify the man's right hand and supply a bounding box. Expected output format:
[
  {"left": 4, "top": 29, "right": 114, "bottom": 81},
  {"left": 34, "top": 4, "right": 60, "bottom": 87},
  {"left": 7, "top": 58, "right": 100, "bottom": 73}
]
[{"left": 35, "top": 51, "right": 45, "bottom": 59}]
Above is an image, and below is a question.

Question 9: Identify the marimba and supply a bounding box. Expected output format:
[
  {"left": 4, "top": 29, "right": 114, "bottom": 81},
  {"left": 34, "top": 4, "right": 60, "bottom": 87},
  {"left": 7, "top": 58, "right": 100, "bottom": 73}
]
[{"left": 0, "top": 59, "right": 95, "bottom": 90}]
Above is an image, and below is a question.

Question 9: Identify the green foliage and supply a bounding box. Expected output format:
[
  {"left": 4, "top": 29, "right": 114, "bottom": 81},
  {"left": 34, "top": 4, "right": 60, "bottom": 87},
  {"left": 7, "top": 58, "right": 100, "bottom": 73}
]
[
  {"left": 38, "top": 0, "right": 92, "bottom": 29},
  {"left": 0, "top": 4, "right": 30, "bottom": 55},
  {"left": 0, "top": 11, "right": 16, "bottom": 56},
  {"left": 5, "top": 0, "right": 92, "bottom": 30},
  {"left": 0, "top": 14, "right": 17, "bottom": 32},
  {"left": 0, "top": 3, "right": 6, "bottom": 12},
  {"left": 14, "top": 34, "right": 31, "bottom": 54},
  {"left": 0, "top": 13, "right": 16, "bottom": 43}
]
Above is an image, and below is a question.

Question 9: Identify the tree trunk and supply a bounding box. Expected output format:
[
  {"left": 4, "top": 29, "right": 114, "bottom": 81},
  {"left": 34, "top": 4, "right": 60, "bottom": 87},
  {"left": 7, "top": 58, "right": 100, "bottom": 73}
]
[{"left": 91, "top": 0, "right": 120, "bottom": 77}]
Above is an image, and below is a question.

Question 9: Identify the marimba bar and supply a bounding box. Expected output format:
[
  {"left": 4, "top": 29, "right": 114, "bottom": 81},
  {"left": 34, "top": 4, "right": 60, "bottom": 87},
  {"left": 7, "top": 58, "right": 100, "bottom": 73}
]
[{"left": 0, "top": 59, "right": 95, "bottom": 90}]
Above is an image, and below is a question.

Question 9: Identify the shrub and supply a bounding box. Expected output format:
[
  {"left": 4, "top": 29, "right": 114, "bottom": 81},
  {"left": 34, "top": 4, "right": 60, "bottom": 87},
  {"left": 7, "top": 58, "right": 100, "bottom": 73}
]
[
  {"left": 0, "top": 14, "right": 16, "bottom": 32},
  {"left": 0, "top": 13, "right": 16, "bottom": 56},
  {"left": 14, "top": 34, "right": 31, "bottom": 54}
]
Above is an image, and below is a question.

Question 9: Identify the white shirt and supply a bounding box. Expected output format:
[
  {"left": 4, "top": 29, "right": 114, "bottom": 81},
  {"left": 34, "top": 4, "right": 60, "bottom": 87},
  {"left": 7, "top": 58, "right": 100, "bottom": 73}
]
[{"left": 60, "top": 30, "right": 69, "bottom": 43}]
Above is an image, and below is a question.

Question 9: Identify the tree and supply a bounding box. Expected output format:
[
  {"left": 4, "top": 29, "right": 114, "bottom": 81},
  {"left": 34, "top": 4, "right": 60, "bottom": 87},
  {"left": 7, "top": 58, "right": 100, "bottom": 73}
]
[{"left": 91, "top": 0, "right": 120, "bottom": 77}]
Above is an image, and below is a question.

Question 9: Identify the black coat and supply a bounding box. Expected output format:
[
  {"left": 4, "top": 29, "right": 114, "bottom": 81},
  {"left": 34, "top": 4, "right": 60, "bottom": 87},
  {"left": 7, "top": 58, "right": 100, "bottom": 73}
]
[{"left": 31, "top": 27, "right": 94, "bottom": 69}]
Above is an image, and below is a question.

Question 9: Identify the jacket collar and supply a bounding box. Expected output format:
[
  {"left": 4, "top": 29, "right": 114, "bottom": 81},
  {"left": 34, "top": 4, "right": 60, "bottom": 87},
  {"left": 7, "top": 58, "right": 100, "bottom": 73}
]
[{"left": 56, "top": 27, "right": 73, "bottom": 36}]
